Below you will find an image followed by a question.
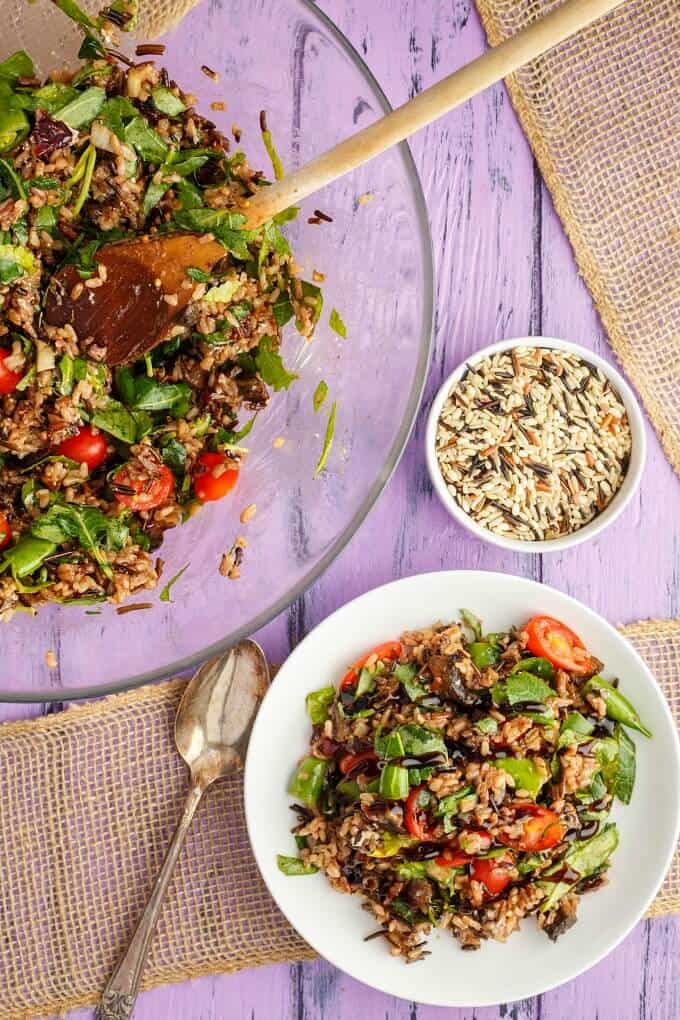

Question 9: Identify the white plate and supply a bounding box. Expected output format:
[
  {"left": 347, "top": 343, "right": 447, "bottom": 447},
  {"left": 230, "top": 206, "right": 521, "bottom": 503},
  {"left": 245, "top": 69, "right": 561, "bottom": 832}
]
[{"left": 244, "top": 571, "right": 680, "bottom": 1007}]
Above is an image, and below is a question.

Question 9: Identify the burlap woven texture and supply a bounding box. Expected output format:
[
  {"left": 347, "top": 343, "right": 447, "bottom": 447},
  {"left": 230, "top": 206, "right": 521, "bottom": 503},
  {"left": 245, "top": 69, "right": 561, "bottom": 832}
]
[
  {"left": 0, "top": 620, "right": 677, "bottom": 1020},
  {"left": 473, "top": 0, "right": 680, "bottom": 473},
  {"left": 135, "top": 0, "right": 201, "bottom": 39}
]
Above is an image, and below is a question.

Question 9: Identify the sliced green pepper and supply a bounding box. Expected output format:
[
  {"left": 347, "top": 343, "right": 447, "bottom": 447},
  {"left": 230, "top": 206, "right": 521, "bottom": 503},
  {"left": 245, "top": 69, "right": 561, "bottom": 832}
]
[
  {"left": 494, "top": 757, "right": 547, "bottom": 799},
  {"left": 287, "top": 756, "right": 328, "bottom": 808},
  {"left": 305, "top": 685, "right": 335, "bottom": 725},
  {"left": 585, "top": 677, "right": 651, "bottom": 738},
  {"left": 1, "top": 535, "right": 56, "bottom": 578},
  {"left": 468, "top": 641, "right": 500, "bottom": 669},
  {"left": 379, "top": 764, "right": 410, "bottom": 800},
  {"left": 276, "top": 854, "right": 318, "bottom": 876},
  {"left": 511, "top": 656, "right": 555, "bottom": 680}
]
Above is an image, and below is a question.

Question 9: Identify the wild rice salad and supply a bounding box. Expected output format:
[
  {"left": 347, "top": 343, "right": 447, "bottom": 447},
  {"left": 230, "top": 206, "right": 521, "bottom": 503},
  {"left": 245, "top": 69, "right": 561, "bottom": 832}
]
[
  {"left": 0, "top": 8, "right": 321, "bottom": 616},
  {"left": 435, "top": 346, "right": 632, "bottom": 541},
  {"left": 280, "top": 611, "right": 651, "bottom": 958}
]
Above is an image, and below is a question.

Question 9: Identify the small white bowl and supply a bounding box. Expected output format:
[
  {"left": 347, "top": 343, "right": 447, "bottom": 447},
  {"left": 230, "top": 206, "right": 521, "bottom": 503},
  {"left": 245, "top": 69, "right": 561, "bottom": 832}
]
[{"left": 425, "top": 336, "right": 646, "bottom": 553}]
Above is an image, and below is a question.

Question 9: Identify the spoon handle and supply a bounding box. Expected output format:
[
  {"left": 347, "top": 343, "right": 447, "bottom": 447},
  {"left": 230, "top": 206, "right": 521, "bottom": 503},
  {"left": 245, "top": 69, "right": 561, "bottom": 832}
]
[
  {"left": 96, "top": 781, "right": 204, "bottom": 1020},
  {"left": 242, "top": 0, "right": 624, "bottom": 229}
]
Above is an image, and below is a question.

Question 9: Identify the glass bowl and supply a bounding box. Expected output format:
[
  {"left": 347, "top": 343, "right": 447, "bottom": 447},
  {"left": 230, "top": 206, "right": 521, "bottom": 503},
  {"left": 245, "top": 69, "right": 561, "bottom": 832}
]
[{"left": 0, "top": 0, "right": 433, "bottom": 699}]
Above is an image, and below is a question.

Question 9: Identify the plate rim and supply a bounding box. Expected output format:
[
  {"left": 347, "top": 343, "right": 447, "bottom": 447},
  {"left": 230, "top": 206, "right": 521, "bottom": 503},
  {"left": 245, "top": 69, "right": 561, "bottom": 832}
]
[{"left": 244, "top": 569, "right": 680, "bottom": 1007}]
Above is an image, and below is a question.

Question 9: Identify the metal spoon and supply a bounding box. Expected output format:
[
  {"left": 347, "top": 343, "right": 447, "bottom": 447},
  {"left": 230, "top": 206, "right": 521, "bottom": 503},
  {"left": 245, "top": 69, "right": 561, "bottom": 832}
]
[{"left": 96, "top": 640, "right": 270, "bottom": 1020}]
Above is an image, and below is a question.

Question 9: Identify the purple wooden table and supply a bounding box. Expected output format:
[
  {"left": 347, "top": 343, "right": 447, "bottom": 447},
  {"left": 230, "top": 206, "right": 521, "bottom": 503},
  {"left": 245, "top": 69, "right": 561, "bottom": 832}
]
[{"left": 7, "top": 1, "right": 678, "bottom": 1017}]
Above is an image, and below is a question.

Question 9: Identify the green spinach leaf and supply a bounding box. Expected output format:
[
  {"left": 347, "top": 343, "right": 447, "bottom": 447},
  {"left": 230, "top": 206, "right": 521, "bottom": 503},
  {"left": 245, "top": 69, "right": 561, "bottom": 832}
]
[{"left": 57, "top": 86, "right": 106, "bottom": 129}]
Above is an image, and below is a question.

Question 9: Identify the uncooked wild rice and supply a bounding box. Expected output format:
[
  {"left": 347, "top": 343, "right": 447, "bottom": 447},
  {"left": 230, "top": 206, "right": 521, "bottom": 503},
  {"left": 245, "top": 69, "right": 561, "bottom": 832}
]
[{"left": 435, "top": 347, "right": 632, "bottom": 541}]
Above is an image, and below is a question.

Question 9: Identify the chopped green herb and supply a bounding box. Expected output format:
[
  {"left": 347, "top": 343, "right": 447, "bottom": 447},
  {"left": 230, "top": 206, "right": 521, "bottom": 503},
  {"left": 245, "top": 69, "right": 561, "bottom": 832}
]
[
  {"left": 34, "top": 205, "right": 58, "bottom": 232},
  {"left": 158, "top": 436, "right": 188, "bottom": 476},
  {"left": 151, "top": 86, "right": 186, "bottom": 117},
  {"left": 260, "top": 114, "right": 284, "bottom": 181},
  {"left": 215, "top": 416, "right": 255, "bottom": 447},
  {"left": 52, "top": 0, "right": 98, "bottom": 30},
  {"left": 314, "top": 400, "right": 336, "bottom": 477},
  {"left": 312, "top": 380, "right": 328, "bottom": 412},
  {"left": 329, "top": 307, "right": 347, "bottom": 338},
  {"left": 0, "top": 244, "right": 36, "bottom": 285},
  {"left": 0, "top": 51, "right": 35, "bottom": 81},
  {"left": 91, "top": 398, "right": 138, "bottom": 444},
  {"left": 297, "top": 280, "right": 323, "bottom": 326},
  {"left": 159, "top": 562, "right": 190, "bottom": 602},
  {"left": 255, "top": 336, "right": 298, "bottom": 392},
  {"left": 131, "top": 377, "right": 192, "bottom": 416},
  {"left": 124, "top": 116, "right": 169, "bottom": 164},
  {"left": 272, "top": 290, "right": 294, "bottom": 327},
  {"left": 203, "top": 279, "right": 240, "bottom": 305},
  {"left": 30, "top": 502, "right": 129, "bottom": 580},
  {"left": 32, "top": 82, "right": 79, "bottom": 115},
  {"left": 71, "top": 144, "right": 97, "bottom": 217},
  {"left": 505, "top": 671, "right": 554, "bottom": 705},
  {"left": 0, "top": 158, "right": 27, "bottom": 200},
  {"left": 186, "top": 266, "right": 211, "bottom": 283},
  {"left": 57, "top": 87, "right": 106, "bottom": 129}
]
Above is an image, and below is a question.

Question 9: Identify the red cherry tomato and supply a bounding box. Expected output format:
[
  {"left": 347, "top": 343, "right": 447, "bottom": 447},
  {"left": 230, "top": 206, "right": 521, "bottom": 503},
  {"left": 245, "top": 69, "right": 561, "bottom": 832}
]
[
  {"left": 471, "top": 853, "right": 515, "bottom": 897},
  {"left": 193, "top": 451, "right": 240, "bottom": 502},
  {"left": 405, "top": 784, "right": 438, "bottom": 841},
  {"left": 338, "top": 749, "right": 379, "bottom": 777},
  {"left": 113, "top": 462, "right": 175, "bottom": 511},
  {"left": 339, "top": 640, "right": 404, "bottom": 691},
  {"left": 524, "top": 615, "right": 595, "bottom": 676},
  {"left": 0, "top": 349, "right": 23, "bottom": 395},
  {"left": 0, "top": 512, "right": 11, "bottom": 551},
  {"left": 56, "top": 425, "right": 108, "bottom": 470},
  {"left": 435, "top": 847, "right": 471, "bottom": 868},
  {"left": 499, "top": 804, "right": 565, "bottom": 852}
]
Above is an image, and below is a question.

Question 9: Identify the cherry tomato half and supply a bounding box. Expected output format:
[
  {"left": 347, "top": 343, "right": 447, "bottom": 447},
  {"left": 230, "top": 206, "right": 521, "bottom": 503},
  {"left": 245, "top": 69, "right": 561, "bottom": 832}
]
[
  {"left": 113, "top": 462, "right": 175, "bottom": 511},
  {"left": 435, "top": 847, "right": 471, "bottom": 868},
  {"left": 339, "top": 640, "right": 404, "bottom": 692},
  {"left": 0, "top": 512, "right": 11, "bottom": 551},
  {"left": 471, "top": 853, "right": 515, "bottom": 897},
  {"left": 193, "top": 451, "right": 240, "bottom": 502},
  {"left": 405, "top": 784, "right": 438, "bottom": 841},
  {"left": 56, "top": 425, "right": 108, "bottom": 470},
  {"left": 339, "top": 749, "right": 379, "bottom": 777},
  {"left": 0, "top": 349, "right": 23, "bottom": 395},
  {"left": 499, "top": 804, "right": 565, "bottom": 852},
  {"left": 524, "top": 615, "right": 595, "bottom": 675}
]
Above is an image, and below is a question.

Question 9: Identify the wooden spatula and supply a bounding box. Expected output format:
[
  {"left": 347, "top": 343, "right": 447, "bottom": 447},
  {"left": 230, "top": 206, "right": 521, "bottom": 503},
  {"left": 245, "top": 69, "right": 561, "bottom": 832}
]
[
  {"left": 44, "top": 0, "right": 623, "bottom": 365},
  {"left": 45, "top": 233, "right": 225, "bottom": 366}
]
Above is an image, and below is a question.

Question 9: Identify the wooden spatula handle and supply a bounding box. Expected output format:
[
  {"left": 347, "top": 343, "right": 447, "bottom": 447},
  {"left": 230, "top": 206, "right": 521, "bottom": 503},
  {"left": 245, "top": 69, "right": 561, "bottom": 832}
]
[{"left": 242, "top": 0, "right": 624, "bottom": 229}]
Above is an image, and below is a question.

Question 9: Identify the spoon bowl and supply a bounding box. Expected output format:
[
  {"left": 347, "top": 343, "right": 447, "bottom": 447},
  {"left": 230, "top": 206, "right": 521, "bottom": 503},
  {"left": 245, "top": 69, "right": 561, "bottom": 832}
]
[{"left": 176, "top": 639, "right": 270, "bottom": 783}]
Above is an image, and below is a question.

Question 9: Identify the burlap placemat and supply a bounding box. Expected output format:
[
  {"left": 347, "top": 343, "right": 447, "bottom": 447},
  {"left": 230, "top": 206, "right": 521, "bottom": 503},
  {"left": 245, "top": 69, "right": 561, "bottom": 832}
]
[
  {"left": 473, "top": 0, "right": 680, "bottom": 474},
  {"left": 0, "top": 620, "right": 677, "bottom": 1020}
]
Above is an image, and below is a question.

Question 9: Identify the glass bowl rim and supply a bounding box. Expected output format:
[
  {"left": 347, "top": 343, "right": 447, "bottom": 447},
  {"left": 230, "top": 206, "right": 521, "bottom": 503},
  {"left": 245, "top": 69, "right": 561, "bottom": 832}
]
[{"left": 7, "top": 0, "right": 435, "bottom": 703}]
